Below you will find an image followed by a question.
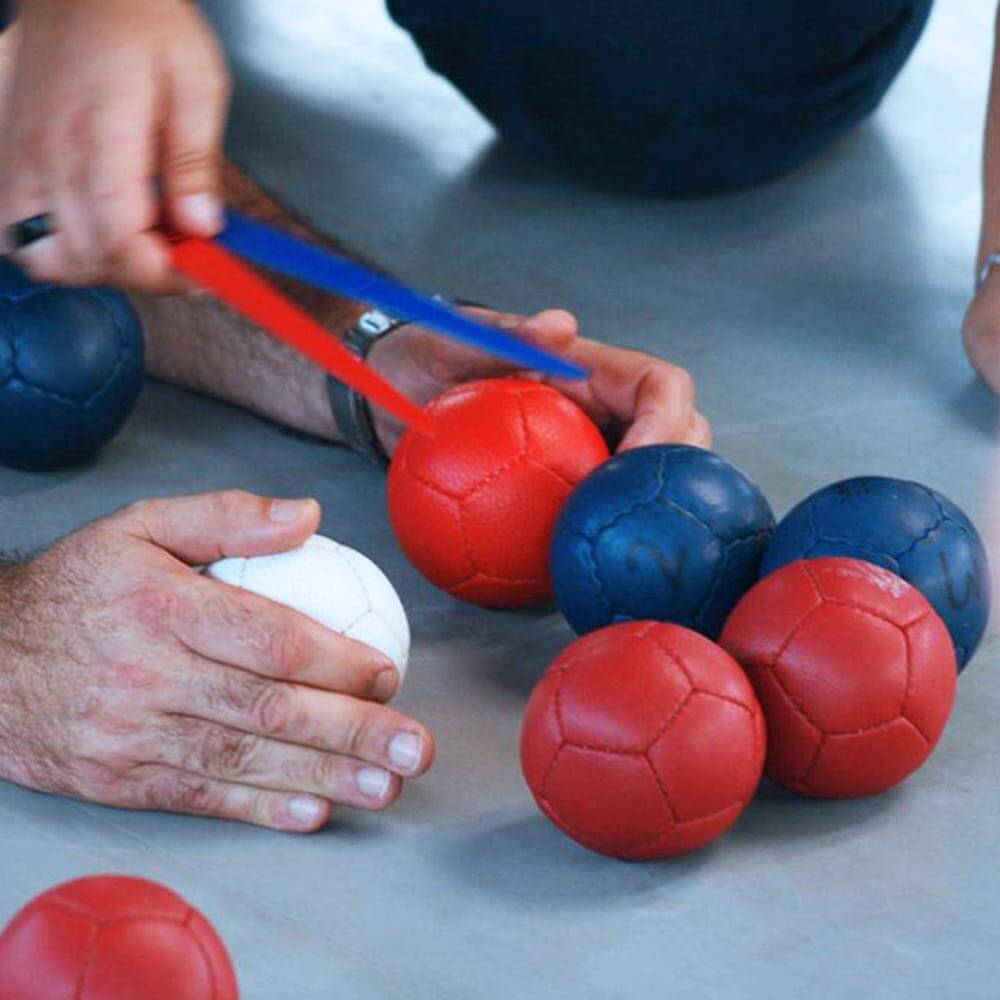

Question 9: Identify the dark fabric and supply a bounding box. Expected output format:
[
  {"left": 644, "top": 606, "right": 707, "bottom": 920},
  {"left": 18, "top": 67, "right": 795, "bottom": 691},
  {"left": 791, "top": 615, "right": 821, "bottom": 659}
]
[
  {"left": 0, "top": 2, "right": 8, "bottom": 29},
  {"left": 388, "top": 0, "right": 933, "bottom": 196}
]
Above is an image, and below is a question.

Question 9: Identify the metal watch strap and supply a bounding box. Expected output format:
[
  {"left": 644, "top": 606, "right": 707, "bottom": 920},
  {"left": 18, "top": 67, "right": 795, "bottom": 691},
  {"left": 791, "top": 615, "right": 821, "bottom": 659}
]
[
  {"left": 978, "top": 253, "right": 1000, "bottom": 291},
  {"left": 328, "top": 308, "right": 408, "bottom": 465}
]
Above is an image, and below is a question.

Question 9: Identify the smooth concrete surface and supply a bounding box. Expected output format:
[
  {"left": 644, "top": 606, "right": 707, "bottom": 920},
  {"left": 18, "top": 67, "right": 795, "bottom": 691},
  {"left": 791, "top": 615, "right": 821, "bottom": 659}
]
[{"left": 1, "top": 2, "right": 999, "bottom": 997}]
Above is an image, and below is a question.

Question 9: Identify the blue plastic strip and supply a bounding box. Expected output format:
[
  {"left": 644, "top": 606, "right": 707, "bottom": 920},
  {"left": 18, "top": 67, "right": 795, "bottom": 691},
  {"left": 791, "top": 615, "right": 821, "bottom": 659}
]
[{"left": 218, "top": 211, "right": 588, "bottom": 381}]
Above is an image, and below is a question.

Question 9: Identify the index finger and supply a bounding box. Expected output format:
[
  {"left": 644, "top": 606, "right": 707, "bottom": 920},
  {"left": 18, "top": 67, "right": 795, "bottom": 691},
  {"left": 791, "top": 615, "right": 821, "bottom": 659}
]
[
  {"left": 555, "top": 339, "right": 699, "bottom": 449},
  {"left": 170, "top": 574, "right": 401, "bottom": 702}
]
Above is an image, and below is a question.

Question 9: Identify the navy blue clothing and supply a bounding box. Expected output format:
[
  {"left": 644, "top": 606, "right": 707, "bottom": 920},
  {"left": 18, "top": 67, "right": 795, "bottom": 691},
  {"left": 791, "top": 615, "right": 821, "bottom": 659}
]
[
  {"left": 388, "top": 0, "right": 933, "bottom": 195},
  {"left": 0, "top": 1, "right": 932, "bottom": 195}
]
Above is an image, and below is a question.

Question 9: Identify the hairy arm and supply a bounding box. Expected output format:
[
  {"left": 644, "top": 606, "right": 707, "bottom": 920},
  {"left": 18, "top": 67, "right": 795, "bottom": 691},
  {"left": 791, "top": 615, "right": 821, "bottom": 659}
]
[{"left": 133, "top": 163, "right": 366, "bottom": 441}]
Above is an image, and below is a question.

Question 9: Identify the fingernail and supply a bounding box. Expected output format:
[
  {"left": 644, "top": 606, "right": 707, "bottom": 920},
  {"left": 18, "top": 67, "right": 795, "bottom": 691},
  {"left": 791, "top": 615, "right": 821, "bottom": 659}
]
[
  {"left": 372, "top": 666, "right": 399, "bottom": 702},
  {"left": 357, "top": 766, "right": 391, "bottom": 800},
  {"left": 389, "top": 732, "right": 423, "bottom": 774},
  {"left": 287, "top": 795, "right": 323, "bottom": 827},
  {"left": 178, "top": 193, "right": 223, "bottom": 233},
  {"left": 269, "top": 498, "right": 312, "bottom": 523}
]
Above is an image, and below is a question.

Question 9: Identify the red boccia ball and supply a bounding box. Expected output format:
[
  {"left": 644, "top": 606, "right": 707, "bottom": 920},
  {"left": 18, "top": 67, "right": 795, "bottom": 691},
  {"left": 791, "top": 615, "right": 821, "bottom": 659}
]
[
  {"left": 0, "top": 875, "right": 239, "bottom": 1000},
  {"left": 521, "top": 621, "right": 766, "bottom": 859},
  {"left": 720, "top": 557, "right": 957, "bottom": 798},
  {"left": 388, "top": 378, "right": 610, "bottom": 607}
]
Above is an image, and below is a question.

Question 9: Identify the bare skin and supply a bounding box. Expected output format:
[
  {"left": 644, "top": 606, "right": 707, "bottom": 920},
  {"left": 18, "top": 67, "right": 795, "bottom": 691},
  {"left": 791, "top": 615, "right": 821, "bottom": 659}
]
[
  {"left": 963, "top": 6, "right": 1000, "bottom": 388},
  {"left": 138, "top": 165, "right": 712, "bottom": 453},
  {"left": 0, "top": 0, "right": 228, "bottom": 291},
  {"left": 0, "top": 3, "right": 708, "bottom": 830},
  {"left": 0, "top": 491, "right": 434, "bottom": 832}
]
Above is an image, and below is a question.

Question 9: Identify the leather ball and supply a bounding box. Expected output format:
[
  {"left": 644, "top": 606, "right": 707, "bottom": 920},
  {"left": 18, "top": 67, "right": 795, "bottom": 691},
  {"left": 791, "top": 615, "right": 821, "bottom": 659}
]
[
  {"left": 0, "top": 262, "right": 145, "bottom": 471},
  {"left": 521, "top": 621, "right": 766, "bottom": 859},
  {"left": 387, "top": 379, "right": 609, "bottom": 607},
  {"left": 206, "top": 534, "right": 410, "bottom": 681},
  {"left": 0, "top": 875, "right": 238, "bottom": 1000},
  {"left": 760, "top": 476, "right": 990, "bottom": 672},
  {"left": 551, "top": 445, "right": 775, "bottom": 637},
  {"left": 720, "top": 557, "right": 957, "bottom": 798}
]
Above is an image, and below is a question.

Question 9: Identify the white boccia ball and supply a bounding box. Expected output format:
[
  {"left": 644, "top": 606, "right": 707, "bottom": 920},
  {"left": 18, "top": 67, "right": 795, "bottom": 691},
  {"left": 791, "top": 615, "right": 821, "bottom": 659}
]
[{"left": 205, "top": 534, "right": 410, "bottom": 681}]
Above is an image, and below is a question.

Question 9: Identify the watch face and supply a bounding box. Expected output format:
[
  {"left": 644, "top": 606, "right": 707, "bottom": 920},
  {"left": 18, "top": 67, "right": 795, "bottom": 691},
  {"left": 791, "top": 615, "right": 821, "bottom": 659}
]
[{"left": 357, "top": 310, "right": 395, "bottom": 338}]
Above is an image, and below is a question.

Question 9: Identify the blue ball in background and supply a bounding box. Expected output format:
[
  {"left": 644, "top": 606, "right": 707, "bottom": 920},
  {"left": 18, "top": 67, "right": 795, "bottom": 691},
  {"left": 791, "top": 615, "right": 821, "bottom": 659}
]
[
  {"left": 551, "top": 445, "right": 776, "bottom": 638},
  {"left": 760, "top": 476, "right": 990, "bottom": 672},
  {"left": 0, "top": 262, "right": 145, "bottom": 471}
]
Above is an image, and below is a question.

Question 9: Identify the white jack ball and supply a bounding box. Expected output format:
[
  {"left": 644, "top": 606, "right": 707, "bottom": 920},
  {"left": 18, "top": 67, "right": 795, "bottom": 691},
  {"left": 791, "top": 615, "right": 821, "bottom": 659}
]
[{"left": 205, "top": 534, "right": 410, "bottom": 681}]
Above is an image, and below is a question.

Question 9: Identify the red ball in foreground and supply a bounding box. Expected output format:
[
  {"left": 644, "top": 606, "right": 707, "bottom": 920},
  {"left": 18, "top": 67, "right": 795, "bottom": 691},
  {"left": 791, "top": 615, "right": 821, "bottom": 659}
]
[
  {"left": 521, "top": 621, "right": 766, "bottom": 859},
  {"left": 720, "top": 557, "right": 957, "bottom": 798},
  {"left": 0, "top": 875, "right": 239, "bottom": 1000},
  {"left": 388, "top": 378, "right": 610, "bottom": 607}
]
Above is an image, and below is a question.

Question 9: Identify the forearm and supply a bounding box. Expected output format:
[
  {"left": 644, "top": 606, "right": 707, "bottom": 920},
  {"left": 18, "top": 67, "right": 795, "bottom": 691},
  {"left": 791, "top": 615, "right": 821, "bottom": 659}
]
[
  {"left": 977, "top": 6, "right": 1000, "bottom": 272},
  {"left": 133, "top": 163, "right": 366, "bottom": 441}
]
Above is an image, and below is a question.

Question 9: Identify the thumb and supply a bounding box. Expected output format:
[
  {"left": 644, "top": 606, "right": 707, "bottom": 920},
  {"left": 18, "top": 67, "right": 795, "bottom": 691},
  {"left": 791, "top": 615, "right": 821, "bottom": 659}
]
[
  {"left": 118, "top": 491, "right": 321, "bottom": 565},
  {"left": 467, "top": 307, "right": 578, "bottom": 352},
  {"left": 515, "top": 309, "right": 579, "bottom": 351}
]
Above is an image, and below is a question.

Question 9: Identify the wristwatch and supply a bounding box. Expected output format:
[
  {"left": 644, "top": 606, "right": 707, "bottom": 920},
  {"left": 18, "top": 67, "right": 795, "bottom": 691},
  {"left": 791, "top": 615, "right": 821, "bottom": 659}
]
[
  {"left": 327, "top": 307, "right": 410, "bottom": 465},
  {"left": 328, "top": 299, "right": 488, "bottom": 464},
  {"left": 978, "top": 253, "right": 1000, "bottom": 291}
]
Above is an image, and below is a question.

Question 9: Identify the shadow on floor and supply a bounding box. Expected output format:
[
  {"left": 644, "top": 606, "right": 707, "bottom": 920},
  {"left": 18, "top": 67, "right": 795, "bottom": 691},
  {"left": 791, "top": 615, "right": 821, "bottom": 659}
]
[
  {"left": 948, "top": 377, "right": 1000, "bottom": 438},
  {"left": 731, "top": 779, "right": 901, "bottom": 844},
  {"left": 434, "top": 812, "right": 713, "bottom": 910}
]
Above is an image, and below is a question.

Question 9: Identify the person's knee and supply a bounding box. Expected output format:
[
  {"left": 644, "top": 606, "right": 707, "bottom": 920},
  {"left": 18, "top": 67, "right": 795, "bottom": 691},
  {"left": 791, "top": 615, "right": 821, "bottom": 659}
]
[{"left": 391, "top": 0, "right": 933, "bottom": 196}]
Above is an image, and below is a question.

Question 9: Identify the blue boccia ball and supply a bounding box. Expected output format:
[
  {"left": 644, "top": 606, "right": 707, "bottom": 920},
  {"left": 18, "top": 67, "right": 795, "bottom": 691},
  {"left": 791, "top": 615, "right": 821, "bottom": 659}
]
[
  {"left": 0, "top": 262, "right": 145, "bottom": 470},
  {"left": 551, "top": 445, "right": 776, "bottom": 638},
  {"left": 760, "top": 476, "right": 990, "bottom": 672}
]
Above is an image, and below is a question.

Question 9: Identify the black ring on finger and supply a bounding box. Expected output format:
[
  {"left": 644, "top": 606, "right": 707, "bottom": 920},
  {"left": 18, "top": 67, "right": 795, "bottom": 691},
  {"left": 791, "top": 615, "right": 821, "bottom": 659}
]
[{"left": 5, "top": 213, "right": 54, "bottom": 252}]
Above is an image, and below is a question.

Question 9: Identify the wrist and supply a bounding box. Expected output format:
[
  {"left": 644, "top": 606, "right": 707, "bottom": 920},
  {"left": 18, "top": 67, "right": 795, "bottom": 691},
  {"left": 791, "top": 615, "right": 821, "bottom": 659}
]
[
  {"left": 136, "top": 289, "right": 367, "bottom": 442},
  {"left": 327, "top": 309, "right": 415, "bottom": 464}
]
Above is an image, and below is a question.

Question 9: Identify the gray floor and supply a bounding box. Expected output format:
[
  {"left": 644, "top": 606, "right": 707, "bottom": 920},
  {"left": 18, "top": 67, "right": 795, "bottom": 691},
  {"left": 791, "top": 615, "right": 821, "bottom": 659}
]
[{"left": 1, "top": 2, "right": 998, "bottom": 997}]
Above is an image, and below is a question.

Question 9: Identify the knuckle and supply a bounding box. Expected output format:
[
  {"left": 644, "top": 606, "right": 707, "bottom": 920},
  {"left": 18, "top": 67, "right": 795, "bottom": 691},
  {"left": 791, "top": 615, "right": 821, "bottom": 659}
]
[
  {"left": 144, "top": 773, "right": 219, "bottom": 814},
  {"left": 198, "top": 726, "right": 258, "bottom": 778},
  {"left": 666, "top": 365, "right": 695, "bottom": 400},
  {"left": 75, "top": 761, "right": 122, "bottom": 799},
  {"left": 342, "top": 709, "right": 376, "bottom": 758},
  {"left": 212, "top": 489, "right": 255, "bottom": 521},
  {"left": 252, "top": 682, "right": 293, "bottom": 736},
  {"left": 266, "top": 617, "right": 308, "bottom": 678},
  {"left": 307, "top": 753, "right": 342, "bottom": 793},
  {"left": 165, "top": 144, "right": 217, "bottom": 179},
  {"left": 201, "top": 666, "right": 259, "bottom": 717},
  {"left": 360, "top": 660, "right": 390, "bottom": 700},
  {"left": 120, "top": 496, "right": 159, "bottom": 530}
]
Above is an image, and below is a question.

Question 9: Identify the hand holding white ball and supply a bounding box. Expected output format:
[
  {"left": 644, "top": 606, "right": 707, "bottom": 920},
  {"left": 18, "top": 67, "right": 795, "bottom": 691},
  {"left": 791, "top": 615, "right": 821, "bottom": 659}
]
[{"left": 206, "top": 535, "right": 410, "bottom": 683}]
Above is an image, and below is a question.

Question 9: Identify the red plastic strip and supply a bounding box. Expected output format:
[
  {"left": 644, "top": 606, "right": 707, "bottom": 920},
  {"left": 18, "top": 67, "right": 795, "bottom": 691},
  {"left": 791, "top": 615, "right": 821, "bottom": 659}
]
[{"left": 170, "top": 238, "right": 433, "bottom": 434}]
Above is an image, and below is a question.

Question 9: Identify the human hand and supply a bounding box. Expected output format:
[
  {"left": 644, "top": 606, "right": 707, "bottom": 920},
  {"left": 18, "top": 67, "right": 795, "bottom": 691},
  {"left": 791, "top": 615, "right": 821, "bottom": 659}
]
[
  {"left": 0, "top": 0, "right": 230, "bottom": 292},
  {"left": 0, "top": 491, "right": 434, "bottom": 831},
  {"left": 368, "top": 305, "right": 711, "bottom": 455}
]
